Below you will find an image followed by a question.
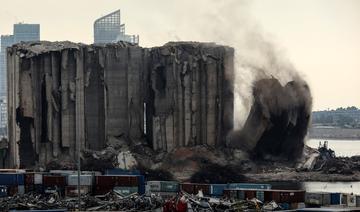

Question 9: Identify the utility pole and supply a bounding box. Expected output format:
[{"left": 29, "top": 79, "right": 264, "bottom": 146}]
[{"left": 77, "top": 136, "right": 81, "bottom": 211}]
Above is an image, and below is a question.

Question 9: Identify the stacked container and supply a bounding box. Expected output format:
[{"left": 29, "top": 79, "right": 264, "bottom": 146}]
[
  {"left": 94, "top": 175, "right": 144, "bottom": 195},
  {"left": 210, "top": 184, "right": 227, "bottom": 197},
  {"left": 65, "top": 175, "right": 93, "bottom": 197},
  {"left": 43, "top": 175, "right": 66, "bottom": 196},
  {"left": 180, "top": 183, "right": 211, "bottom": 196},
  {"left": 305, "top": 192, "right": 331, "bottom": 206},
  {"left": 0, "top": 173, "right": 25, "bottom": 196},
  {"left": 24, "top": 172, "right": 44, "bottom": 193},
  {"left": 146, "top": 181, "right": 179, "bottom": 198}
]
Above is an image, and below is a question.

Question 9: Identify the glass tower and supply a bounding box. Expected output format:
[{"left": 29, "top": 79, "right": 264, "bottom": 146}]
[{"left": 94, "top": 10, "right": 139, "bottom": 44}]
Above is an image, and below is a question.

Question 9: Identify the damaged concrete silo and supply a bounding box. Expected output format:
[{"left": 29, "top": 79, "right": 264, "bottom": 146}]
[
  {"left": 6, "top": 41, "right": 234, "bottom": 169},
  {"left": 147, "top": 42, "right": 234, "bottom": 152},
  {"left": 7, "top": 42, "right": 147, "bottom": 168}
]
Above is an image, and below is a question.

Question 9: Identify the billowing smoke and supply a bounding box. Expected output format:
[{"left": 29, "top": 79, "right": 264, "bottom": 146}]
[
  {"left": 144, "top": 0, "right": 313, "bottom": 160},
  {"left": 227, "top": 78, "right": 312, "bottom": 160}
]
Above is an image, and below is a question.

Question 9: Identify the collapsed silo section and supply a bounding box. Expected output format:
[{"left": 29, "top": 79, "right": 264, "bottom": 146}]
[{"left": 147, "top": 42, "right": 234, "bottom": 152}]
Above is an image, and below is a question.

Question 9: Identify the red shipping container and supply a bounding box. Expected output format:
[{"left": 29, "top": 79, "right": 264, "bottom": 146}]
[
  {"left": 24, "top": 173, "right": 34, "bottom": 185},
  {"left": 180, "top": 183, "right": 194, "bottom": 194},
  {"left": 194, "top": 184, "right": 210, "bottom": 195},
  {"left": 43, "top": 175, "right": 66, "bottom": 187},
  {"left": 180, "top": 183, "right": 210, "bottom": 195},
  {"left": 95, "top": 176, "right": 138, "bottom": 187},
  {"left": 265, "top": 190, "right": 305, "bottom": 203},
  {"left": 244, "top": 190, "right": 256, "bottom": 199}
]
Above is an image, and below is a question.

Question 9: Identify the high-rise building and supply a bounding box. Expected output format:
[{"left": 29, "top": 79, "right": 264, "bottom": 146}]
[
  {"left": 0, "top": 23, "right": 40, "bottom": 137},
  {"left": 94, "top": 10, "right": 139, "bottom": 44},
  {"left": 13, "top": 24, "right": 40, "bottom": 43},
  {"left": 0, "top": 99, "right": 7, "bottom": 136},
  {"left": 0, "top": 35, "right": 14, "bottom": 98}
]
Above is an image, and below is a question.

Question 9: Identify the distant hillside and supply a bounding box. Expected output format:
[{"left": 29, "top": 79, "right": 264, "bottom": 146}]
[{"left": 312, "top": 106, "right": 360, "bottom": 129}]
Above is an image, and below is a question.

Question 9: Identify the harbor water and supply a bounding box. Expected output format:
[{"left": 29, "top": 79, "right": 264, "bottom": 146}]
[{"left": 304, "top": 139, "right": 360, "bottom": 195}]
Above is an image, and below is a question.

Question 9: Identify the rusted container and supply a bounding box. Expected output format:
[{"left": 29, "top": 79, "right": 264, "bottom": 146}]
[
  {"left": 266, "top": 190, "right": 305, "bottom": 203},
  {"left": 43, "top": 175, "right": 66, "bottom": 187},
  {"left": 180, "top": 183, "right": 194, "bottom": 194},
  {"left": 7, "top": 185, "right": 18, "bottom": 196},
  {"left": 95, "top": 176, "right": 138, "bottom": 187},
  {"left": 24, "top": 173, "right": 34, "bottom": 185},
  {"left": 244, "top": 190, "right": 257, "bottom": 199}
]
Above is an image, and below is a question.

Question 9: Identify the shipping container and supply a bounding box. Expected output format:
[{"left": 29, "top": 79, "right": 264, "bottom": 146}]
[
  {"left": 49, "top": 170, "right": 77, "bottom": 176},
  {"left": 210, "top": 184, "right": 227, "bottom": 197},
  {"left": 94, "top": 175, "right": 144, "bottom": 195},
  {"left": 113, "top": 186, "right": 138, "bottom": 196},
  {"left": 256, "top": 190, "right": 265, "bottom": 202},
  {"left": 34, "top": 173, "right": 43, "bottom": 185},
  {"left": 138, "top": 175, "right": 145, "bottom": 195},
  {"left": 18, "top": 185, "right": 25, "bottom": 195},
  {"left": 227, "top": 183, "right": 271, "bottom": 190},
  {"left": 305, "top": 192, "right": 331, "bottom": 206},
  {"left": 330, "top": 193, "right": 342, "bottom": 205},
  {"left": 67, "top": 175, "right": 93, "bottom": 186},
  {"left": 65, "top": 186, "right": 91, "bottom": 197},
  {"left": 0, "top": 186, "right": 7, "bottom": 197},
  {"left": 24, "top": 173, "right": 34, "bottom": 185},
  {"left": 153, "top": 192, "right": 177, "bottom": 200},
  {"left": 43, "top": 175, "right": 66, "bottom": 187},
  {"left": 180, "top": 183, "right": 210, "bottom": 196},
  {"left": 95, "top": 175, "right": 138, "bottom": 187},
  {"left": 104, "top": 169, "right": 141, "bottom": 175},
  {"left": 7, "top": 185, "right": 18, "bottom": 196},
  {"left": 147, "top": 181, "right": 179, "bottom": 192},
  {"left": 356, "top": 195, "right": 360, "bottom": 207},
  {"left": 347, "top": 194, "right": 356, "bottom": 207},
  {"left": 0, "top": 173, "right": 24, "bottom": 185}
]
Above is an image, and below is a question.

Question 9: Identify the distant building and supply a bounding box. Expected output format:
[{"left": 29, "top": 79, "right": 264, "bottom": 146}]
[
  {"left": 0, "top": 35, "right": 14, "bottom": 98},
  {"left": 0, "top": 98, "right": 6, "bottom": 136},
  {"left": 94, "top": 10, "right": 139, "bottom": 44},
  {"left": 13, "top": 24, "right": 40, "bottom": 43},
  {"left": 0, "top": 23, "right": 40, "bottom": 137}
]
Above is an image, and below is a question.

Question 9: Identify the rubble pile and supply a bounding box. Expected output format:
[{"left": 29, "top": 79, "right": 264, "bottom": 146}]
[{"left": 0, "top": 192, "right": 164, "bottom": 211}]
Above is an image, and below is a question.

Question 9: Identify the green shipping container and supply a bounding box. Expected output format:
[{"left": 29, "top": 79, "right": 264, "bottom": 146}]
[
  {"left": 160, "top": 181, "right": 179, "bottom": 192},
  {"left": 114, "top": 186, "right": 138, "bottom": 196}
]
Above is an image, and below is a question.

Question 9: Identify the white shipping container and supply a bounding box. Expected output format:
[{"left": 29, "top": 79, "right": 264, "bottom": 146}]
[
  {"left": 34, "top": 173, "right": 43, "bottom": 185},
  {"left": 67, "top": 175, "right": 93, "bottom": 186},
  {"left": 147, "top": 181, "right": 161, "bottom": 192}
]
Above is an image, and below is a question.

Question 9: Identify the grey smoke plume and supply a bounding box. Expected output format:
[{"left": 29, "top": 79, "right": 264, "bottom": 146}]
[
  {"left": 156, "top": 0, "right": 307, "bottom": 129},
  {"left": 149, "top": 0, "right": 313, "bottom": 159}
]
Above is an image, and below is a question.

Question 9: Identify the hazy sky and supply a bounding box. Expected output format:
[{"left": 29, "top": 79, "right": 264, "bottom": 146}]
[{"left": 0, "top": 0, "right": 359, "bottom": 111}]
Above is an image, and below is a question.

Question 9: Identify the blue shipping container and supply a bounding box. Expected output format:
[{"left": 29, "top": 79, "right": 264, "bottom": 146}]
[
  {"left": 138, "top": 175, "right": 145, "bottom": 195},
  {"left": 210, "top": 184, "right": 227, "bottom": 196},
  {"left": 104, "top": 169, "right": 141, "bottom": 175},
  {"left": 330, "top": 193, "right": 341, "bottom": 205},
  {"left": 0, "top": 185, "right": 7, "bottom": 197},
  {"left": 227, "top": 183, "right": 271, "bottom": 190},
  {"left": 0, "top": 174, "right": 24, "bottom": 185}
]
